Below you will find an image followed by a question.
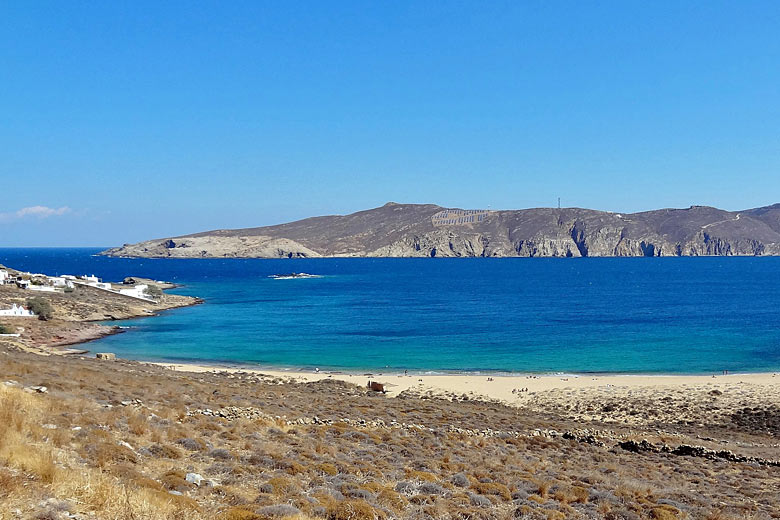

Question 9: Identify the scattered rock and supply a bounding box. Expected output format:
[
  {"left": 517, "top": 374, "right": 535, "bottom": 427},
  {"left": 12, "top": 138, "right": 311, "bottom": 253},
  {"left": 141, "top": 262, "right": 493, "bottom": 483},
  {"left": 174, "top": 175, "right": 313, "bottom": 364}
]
[
  {"left": 96, "top": 352, "right": 116, "bottom": 360},
  {"left": 617, "top": 439, "right": 780, "bottom": 467},
  {"left": 185, "top": 472, "right": 204, "bottom": 486},
  {"left": 618, "top": 440, "right": 659, "bottom": 453}
]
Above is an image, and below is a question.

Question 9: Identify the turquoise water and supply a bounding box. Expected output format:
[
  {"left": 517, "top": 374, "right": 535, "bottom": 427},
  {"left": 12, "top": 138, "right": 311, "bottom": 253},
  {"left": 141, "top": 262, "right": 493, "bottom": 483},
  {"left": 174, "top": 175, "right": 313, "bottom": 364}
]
[{"left": 2, "top": 248, "right": 780, "bottom": 374}]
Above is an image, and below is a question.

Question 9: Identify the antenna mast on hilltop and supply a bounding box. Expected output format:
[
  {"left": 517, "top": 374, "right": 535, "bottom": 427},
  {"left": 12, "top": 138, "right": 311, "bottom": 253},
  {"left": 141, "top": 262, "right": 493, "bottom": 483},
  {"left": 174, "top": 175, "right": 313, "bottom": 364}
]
[{"left": 558, "top": 197, "right": 561, "bottom": 209}]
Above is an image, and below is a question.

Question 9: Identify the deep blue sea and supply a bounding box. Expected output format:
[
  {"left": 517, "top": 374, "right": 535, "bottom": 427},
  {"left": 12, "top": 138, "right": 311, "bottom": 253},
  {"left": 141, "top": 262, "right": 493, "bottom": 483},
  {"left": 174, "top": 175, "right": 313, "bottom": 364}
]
[{"left": 2, "top": 248, "right": 779, "bottom": 374}]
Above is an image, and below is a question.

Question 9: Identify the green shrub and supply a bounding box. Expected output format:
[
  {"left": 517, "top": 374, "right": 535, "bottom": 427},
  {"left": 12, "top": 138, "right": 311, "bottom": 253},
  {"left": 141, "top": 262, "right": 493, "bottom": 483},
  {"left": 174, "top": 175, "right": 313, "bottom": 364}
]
[
  {"left": 0, "top": 324, "right": 12, "bottom": 334},
  {"left": 144, "top": 285, "right": 163, "bottom": 298},
  {"left": 25, "top": 297, "right": 53, "bottom": 320}
]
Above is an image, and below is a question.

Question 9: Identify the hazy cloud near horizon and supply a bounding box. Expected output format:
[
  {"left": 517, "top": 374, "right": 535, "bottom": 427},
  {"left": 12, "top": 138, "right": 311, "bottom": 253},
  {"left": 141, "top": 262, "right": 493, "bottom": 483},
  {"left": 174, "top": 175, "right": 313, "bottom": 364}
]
[{"left": 0, "top": 206, "right": 72, "bottom": 222}]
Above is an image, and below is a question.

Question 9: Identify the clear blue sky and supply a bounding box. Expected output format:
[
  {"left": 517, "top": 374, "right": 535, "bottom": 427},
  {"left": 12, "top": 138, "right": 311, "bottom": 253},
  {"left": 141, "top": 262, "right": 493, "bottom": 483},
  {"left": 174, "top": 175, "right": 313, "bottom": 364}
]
[{"left": 2, "top": 1, "right": 779, "bottom": 246}]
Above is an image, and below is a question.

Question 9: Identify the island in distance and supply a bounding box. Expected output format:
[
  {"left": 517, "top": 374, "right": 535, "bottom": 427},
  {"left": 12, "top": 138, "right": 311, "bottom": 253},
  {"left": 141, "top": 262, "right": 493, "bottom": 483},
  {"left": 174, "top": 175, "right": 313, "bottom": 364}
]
[{"left": 102, "top": 202, "right": 780, "bottom": 259}]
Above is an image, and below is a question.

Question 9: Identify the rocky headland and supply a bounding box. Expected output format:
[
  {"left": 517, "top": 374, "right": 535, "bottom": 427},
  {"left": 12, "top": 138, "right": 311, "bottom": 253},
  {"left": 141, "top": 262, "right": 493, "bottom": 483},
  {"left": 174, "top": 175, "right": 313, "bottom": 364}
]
[
  {"left": 0, "top": 267, "right": 202, "bottom": 355},
  {"left": 101, "top": 202, "right": 780, "bottom": 258}
]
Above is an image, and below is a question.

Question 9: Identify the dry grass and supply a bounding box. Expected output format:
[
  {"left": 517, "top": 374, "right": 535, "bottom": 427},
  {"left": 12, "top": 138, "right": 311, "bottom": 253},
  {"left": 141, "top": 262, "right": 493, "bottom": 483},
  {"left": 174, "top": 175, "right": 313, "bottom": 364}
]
[
  {"left": 0, "top": 349, "right": 778, "bottom": 519},
  {"left": 0, "top": 385, "right": 202, "bottom": 519}
]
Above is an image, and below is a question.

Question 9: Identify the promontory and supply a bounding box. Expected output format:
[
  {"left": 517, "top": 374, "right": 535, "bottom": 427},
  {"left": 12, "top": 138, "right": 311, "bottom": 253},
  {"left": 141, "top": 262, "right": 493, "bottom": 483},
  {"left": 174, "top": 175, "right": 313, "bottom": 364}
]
[{"left": 101, "top": 202, "right": 780, "bottom": 258}]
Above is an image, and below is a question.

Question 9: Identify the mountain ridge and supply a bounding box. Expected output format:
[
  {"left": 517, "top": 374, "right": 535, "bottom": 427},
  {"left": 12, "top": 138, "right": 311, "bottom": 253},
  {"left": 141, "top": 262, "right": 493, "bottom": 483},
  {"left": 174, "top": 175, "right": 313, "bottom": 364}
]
[{"left": 101, "top": 202, "right": 780, "bottom": 258}]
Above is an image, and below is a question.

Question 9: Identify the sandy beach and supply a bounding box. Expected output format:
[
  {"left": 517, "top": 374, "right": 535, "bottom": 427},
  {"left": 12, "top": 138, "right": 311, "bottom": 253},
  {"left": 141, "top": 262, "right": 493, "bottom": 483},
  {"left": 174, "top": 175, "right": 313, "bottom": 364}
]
[
  {"left": 3, "top": 345, "right": 779, "bottom": 519},
  {"left": 153, "top": 361, "right": 780, "bottom": 406}
]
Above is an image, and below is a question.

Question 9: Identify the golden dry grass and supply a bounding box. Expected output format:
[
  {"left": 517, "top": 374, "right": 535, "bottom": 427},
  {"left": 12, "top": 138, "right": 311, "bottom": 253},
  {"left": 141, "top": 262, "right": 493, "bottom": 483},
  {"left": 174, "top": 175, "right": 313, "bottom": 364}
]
[
  {"left": 0, "top": 385, "right": 203, "bottom": 520},
  {"left": 0, "top": 348, "right": 778, "bottom": 519}
]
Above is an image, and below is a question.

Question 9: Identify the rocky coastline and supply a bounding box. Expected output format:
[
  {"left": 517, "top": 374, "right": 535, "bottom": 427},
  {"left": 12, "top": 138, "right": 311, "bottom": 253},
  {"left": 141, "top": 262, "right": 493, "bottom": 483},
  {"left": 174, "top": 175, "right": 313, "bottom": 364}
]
[
  {"left": 0, "top": 267, "right": 202, "bottom": 356},
  {"left": 102, "top": 202, "right": 780, "bottom": 258}
]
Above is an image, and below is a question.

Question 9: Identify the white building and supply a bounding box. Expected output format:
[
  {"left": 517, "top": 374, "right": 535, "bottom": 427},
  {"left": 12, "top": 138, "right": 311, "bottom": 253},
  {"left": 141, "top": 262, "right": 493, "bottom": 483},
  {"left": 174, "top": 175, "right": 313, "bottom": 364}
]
[
  {"left": 84, "top": 275, "right": 100, "bottom": 283},
  {"left": 118, "top": 284, "right": 149, "bottom": 299},
  {"left": 28, "top": 285, "right": 57, "bottom": 293},
  {"left": 0, "top": 303, "right": 35, "bottom": 317},
  {"left": 0, "top": 270, "right": 8, "bottom": 283},
  {"left": 49, "top": 277, "right": 74, "bottom": 288}
]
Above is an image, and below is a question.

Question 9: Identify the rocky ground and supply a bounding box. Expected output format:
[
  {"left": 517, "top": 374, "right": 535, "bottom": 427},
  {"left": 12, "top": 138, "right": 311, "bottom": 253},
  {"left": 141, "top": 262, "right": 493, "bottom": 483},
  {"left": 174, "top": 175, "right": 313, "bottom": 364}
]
[
  {"left": 0, "top": 278, "right": 201, "bottom": 354},
  {"left": 0, "top": 348, "right": 778, "bottom": 520},
  {"left": 102, "top": 202, "right": 780, "bottom": 259}
]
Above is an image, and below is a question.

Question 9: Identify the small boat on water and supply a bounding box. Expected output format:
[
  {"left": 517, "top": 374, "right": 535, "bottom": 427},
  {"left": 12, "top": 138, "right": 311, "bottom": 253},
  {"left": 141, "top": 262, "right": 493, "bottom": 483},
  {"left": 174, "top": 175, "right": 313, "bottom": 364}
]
[{"left": 269, "top": 272, "right": 322, "bottom": 280}]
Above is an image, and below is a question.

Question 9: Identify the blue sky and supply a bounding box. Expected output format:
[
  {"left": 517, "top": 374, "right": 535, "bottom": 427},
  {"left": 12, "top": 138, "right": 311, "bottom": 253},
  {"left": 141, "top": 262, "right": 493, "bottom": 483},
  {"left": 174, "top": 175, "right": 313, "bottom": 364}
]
[{"left": 1, "top": 1, "right": 779, "bottom": 246}]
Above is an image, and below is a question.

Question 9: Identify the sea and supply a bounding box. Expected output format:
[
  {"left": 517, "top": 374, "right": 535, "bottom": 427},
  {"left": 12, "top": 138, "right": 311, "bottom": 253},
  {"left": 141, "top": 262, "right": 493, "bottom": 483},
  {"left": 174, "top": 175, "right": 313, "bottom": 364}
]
[{"left": 2, "top": 247, "right": 779, "bottom": 374}]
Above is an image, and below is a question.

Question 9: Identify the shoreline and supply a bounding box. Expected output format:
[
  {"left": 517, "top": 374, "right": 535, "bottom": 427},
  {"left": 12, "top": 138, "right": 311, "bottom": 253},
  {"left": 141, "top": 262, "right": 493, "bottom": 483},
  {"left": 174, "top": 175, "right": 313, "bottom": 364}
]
[
  {"left": 0, "top": 268, "right": 203, "bottom": 355},
  {"left": 148, "top": 359, "right": 780, "bottom": 405}
]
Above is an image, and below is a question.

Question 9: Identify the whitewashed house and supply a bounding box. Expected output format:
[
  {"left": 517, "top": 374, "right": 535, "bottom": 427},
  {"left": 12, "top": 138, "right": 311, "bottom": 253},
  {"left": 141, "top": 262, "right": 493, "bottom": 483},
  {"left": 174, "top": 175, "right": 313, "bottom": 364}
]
[
  {"left": 118, "top": 284, "right": 149, "bottom": 299},
  {"left": 0, "top": 270, "right": 9, "bottom": 283},
  {"left": 28, "top": 285, "right": 57, "bottom": 293},
  {"left": 84, "top": 275, "right": 100, "bottom": 283},
  {"left": 49, "top": 277, "right": 74, "bottom": 288},
  {"left": 0, "top": 303, "right": 35, "bottom": 317}
]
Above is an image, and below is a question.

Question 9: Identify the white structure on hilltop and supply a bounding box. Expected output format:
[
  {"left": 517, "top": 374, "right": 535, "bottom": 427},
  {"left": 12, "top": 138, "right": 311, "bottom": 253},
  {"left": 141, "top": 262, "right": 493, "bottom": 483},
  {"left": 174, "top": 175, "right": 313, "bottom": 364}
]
[
  {"left": 28, "top": 285, "right": 57, "bottom": 293},
  {"left": 84, "top": 275, "right": 100, "bottom": 283},
  {"left": 0, "top": 303, "right": 35, "bottom": 317},
  {"left": 0, "top": 270, "right": 9, "bottom": 283},
  {"left": 72, "top": 279, "right": 155, "bottom": 302},
  {"left": 49, "top": 277, "right": 74, "bottom": 288},
  {"left": 118, "top": 284, "right": 149, "bottom": 299}
]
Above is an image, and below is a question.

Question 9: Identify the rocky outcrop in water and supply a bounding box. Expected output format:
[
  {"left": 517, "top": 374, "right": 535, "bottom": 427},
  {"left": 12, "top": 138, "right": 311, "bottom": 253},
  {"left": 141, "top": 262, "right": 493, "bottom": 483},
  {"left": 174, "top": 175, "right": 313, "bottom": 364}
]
[{"left": 101, "top": 202, "right": 780, "bottom": 258}]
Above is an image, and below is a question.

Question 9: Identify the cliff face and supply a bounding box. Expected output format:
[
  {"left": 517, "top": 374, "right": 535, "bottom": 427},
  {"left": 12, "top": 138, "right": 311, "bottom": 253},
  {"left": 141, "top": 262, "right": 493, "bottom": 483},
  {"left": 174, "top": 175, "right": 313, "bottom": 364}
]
[
  {"left": 101, "top": 202, "right": 780, "bottom": 258},
  {"left": 113, "top": 236, "right": 322, "bottom": 259}
]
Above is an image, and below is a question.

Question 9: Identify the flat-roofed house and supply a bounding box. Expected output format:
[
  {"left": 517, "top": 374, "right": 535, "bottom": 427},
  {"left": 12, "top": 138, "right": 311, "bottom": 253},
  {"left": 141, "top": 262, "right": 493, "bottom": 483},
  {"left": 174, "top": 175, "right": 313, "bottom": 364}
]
[{"left": 0, "top": 303, "right": 35, "bottom": 317}]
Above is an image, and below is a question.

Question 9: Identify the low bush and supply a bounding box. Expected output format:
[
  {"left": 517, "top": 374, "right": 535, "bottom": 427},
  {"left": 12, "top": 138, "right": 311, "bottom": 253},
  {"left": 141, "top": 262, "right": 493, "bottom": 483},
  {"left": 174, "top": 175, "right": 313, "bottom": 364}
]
[
  {"left": 471, "top": 482, "right": 511, "bottom": 501},
  {"left": 25, "top": 297, "right": 53, "bottom": 320},
  {"left": 144, "top": 285, "right": 163, "bottom": 298},
  {"left": 210, "top": 448, "right": 234, "bottom": 460},
  {"left": 176, "top": 437, "right": 209, "bottom": 451},
  {"left": 651, "top": 505, "right": 683, "bottom": 520},
  {"left": 146, "top": 443, "right": 182, "bottom": 459},
  {"left": 217, "top": 508, "right": 263, "bottom": 520},
  {"left": 266, "top": 476, "right": 299, "bottom": 495},
  {"left": 82, "top": 441, "right": 138, "bottom": 467},
  {"left": 451, "top": 472, "right": 470, "bottom": 487},
  {"left": 405, "top": 469, "right": 438, "bottom": 482},
  {"left": 327, "top": 499, "right": 385, "bottom": 520},
  {"left": 160, "top": 470, "right": 196, "bottom": 492},
  {"left": 316, "top": 462, "right": 339, "bottom": 476}
]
